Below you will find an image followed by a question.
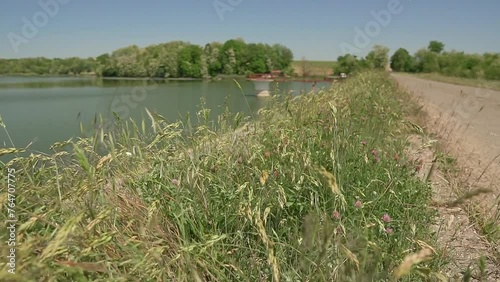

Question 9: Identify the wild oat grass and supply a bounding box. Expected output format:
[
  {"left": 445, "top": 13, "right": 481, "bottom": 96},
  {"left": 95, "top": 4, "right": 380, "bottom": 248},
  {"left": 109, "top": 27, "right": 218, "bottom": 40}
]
[{"left": 1, "top": 72, "right": 443, "bottom": 281}]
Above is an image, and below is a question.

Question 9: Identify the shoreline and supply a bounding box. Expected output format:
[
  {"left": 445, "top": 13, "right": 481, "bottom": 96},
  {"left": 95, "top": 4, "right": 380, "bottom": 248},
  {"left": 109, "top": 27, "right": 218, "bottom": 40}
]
[{"left": 0, "top": 74, "right": 340, "bottom": 83}]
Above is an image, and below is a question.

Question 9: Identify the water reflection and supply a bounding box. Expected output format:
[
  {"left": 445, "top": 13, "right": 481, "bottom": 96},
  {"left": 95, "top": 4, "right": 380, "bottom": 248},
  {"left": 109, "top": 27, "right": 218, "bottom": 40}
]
[{"left": 0, "top": 76, "right": 331, "bottom": 160}]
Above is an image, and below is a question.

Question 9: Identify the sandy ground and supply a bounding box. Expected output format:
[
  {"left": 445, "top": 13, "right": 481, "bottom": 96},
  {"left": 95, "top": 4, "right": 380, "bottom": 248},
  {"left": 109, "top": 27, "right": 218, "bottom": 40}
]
[
  {"left": 392, "top": 73, "right": 500, "bottom": 214},
  {"left": 392, "top": 73, "right": 500, "bottom": 280}
]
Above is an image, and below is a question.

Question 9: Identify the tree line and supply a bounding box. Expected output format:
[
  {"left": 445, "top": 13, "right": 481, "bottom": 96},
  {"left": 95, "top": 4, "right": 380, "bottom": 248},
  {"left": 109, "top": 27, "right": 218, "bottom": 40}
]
[
  {"left": 0, "top": 57, "right": 95, "bottom": 76},
  {"left": 335, "top": 41, "right": 500, "bottom": 81},
  {"left": 0, "top": 38, "right": 294, "bottom": 79}
]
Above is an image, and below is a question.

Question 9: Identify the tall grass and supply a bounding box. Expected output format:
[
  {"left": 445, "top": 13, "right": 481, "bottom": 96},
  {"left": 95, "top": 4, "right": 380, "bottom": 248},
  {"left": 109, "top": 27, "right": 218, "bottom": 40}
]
[{"left": 1, "top": 72, "right": 443, "bottom": 281}]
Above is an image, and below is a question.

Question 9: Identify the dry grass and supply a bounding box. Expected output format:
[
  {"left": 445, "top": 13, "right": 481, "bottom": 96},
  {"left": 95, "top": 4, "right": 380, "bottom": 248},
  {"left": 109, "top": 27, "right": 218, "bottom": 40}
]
[
  {"left": 0, "top": 71, "right": 456, "bottom": 281},
  {"left": 291, "top": 60, "right": 335, "bottom": 76}
]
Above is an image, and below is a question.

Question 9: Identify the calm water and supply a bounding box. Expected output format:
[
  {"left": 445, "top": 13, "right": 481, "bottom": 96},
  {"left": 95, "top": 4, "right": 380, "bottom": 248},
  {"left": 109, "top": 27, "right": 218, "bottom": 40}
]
[{"left": 0, "top": 76, "right": 331, "bottom": 158}]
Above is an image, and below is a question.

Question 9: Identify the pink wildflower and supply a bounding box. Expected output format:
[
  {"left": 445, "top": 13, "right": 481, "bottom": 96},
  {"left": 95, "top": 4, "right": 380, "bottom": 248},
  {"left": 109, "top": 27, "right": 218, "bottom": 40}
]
[
  {"left": 332, "top": 211, "right": 341, "bottom": 219},
  {"left": 373, "top": 157, "right": 380, "bottom": 163},
  {"left": 385, "top": 227, "right": 393, "bottom": 234},
  {"left": 171, "top": 179, "right": 180, "bottom": 187},
  {"left": 361, "top": 140, "right": 367, "bottom": 146},
  {"left": 355, "top": 200, "right": 362, "bottom": 208},
  {"left": 381, "top": 213, "right": 391, "bottom": 223},
  {"left": 371, "top": 149, "right": 378, "bottom": 156}
]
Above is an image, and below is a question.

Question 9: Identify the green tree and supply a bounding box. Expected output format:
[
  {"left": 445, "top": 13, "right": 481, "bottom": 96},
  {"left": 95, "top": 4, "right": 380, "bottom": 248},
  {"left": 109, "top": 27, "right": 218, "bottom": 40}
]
[
  {"left": 413, "top": 48, "right": 440, "bottom": 73},
  {"left": 245, "top": 43, "right": 268, "bottom": 73},
  {"left": 178, "top": 44, "right": 203, "bottom": 78},
  {"left": 365, "top": 45, "right": 390, "bottom": 69},
  {"left": 0, "top": 39, "right": 296, "bottom": 78},
  {"left": 335, "top": 54, "right": 360, "bottom": 74},
  {"left": 428, "top": 40, "right": 445, "bottom": 54},
  {"left": 204, "top": 42, "right": 223, "bottom": 77},
  {"left": 390, "top": 48, "right": 413, "bottom": 72},
  {"left": 220, "top": 39, "right": 247, "bottom": 75},
  {"left": 483, "top": 53, "right": 500, "bottom": 80},
  {"left": 271, "top": 44, "right": 293, "bottom": 70}
]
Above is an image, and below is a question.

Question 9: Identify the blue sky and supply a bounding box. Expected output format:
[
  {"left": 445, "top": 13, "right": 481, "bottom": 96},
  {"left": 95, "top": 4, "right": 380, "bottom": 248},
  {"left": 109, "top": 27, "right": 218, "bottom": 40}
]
[{"left": 1, "top": 0, "right": 499, "bottom": 60}]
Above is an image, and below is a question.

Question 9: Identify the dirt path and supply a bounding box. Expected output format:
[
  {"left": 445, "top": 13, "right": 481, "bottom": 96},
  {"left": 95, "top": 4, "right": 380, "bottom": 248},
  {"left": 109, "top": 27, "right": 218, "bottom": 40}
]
[
  {"left": 392, "top": 73, "right": 500, "bottom": 280},
  {"left": 392, "top": 74, "right": 500, "bottom": 215}
]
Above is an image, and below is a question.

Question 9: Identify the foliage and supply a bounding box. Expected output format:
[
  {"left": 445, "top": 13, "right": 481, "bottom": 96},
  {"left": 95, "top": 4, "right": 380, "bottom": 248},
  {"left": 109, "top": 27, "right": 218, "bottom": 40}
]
[
  {"left": 0, "top": 39, "right": 294, "bottom": 79},
  {"left": 390, "top": 48, "right": 413, "bottom": 72},
  {"left": 336, "top": 41, "right": 497, "bottom": 81},
  {"left": 178, "top": 45, "right": 203, "bottom": 78},
  {"left": 334, "top": 45, "right": 389, "bottom": 75},
  {"left": 333, "top": 41, "right": 499, "bottom": 81},
  {"left": 428, "top": 40, "right": 445, "bottom": 54},
  {"left": 0, "top": 72, "right": 445, "bottom": 281},
  {"left": 335, "top": 54, "right": 362, "bottom": 74},
  {"left": 365, "top": 45, "right": 390, "bottom": 69},
  {"left": 0, "top": 57, "right": 95, "bottom": 76},
  {"left": 413, "top": 48, "right": 440, "bottom": 73}
]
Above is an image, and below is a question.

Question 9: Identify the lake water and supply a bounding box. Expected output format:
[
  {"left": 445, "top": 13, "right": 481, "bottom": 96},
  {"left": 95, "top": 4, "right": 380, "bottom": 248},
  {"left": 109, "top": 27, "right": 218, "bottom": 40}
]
[{"left": 0, "top": 76, "right": 331, "bottom": 158}]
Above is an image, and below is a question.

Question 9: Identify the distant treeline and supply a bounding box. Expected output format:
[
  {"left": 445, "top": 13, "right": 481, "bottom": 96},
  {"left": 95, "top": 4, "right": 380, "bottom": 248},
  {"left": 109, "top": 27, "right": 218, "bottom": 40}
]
[
  {"left": 0, "top": 57, "right": 95, "bottom": 76},
  {"left": 0, "top": 38, "right": 294, "bottom": 78},
  {"left": 335, "top": 41, "right": 500, "bottom": 80}
]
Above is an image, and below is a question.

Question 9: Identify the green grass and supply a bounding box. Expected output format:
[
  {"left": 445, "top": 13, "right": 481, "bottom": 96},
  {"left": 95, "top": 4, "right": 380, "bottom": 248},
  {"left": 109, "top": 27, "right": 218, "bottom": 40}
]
[
  {"left": 1, "top": 72, "right": 448, "bottom": 281},
  {"left": 292, "top": 60, "right": 335, "bottom": 76},
  {"left": 401, "top": 72, "right": 500, "bottom": 91}
]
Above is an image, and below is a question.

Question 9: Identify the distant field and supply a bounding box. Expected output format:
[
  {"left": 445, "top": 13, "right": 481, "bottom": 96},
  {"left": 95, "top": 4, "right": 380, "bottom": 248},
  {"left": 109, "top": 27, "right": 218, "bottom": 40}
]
[
  {"left": 399, "top": 72, "right": 500, "bottom": 91},
  {"left": 292, "top": 60, "right": 335, "bottom": 76}
]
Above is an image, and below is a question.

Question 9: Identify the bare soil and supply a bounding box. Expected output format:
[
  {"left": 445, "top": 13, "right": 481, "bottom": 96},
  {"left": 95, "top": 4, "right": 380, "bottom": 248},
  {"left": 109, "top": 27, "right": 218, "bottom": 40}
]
[
  {"left": 392, "top": 74, "right": 500, "bottom": 281},
  {"left": 392, "top": 73, "right": 500, "bottom": 215}
]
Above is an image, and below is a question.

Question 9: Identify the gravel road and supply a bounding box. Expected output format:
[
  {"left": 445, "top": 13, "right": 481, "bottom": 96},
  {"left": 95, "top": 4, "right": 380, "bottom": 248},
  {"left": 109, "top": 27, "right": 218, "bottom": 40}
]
[{"left": 391, "top": 73, "right": 500, "bottom": 214}]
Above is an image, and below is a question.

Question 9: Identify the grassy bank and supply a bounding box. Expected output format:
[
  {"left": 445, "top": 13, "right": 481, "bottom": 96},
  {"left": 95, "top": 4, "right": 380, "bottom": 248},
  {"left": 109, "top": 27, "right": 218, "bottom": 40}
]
[
  {"left": 292, "top": 60, "right": 335, "bottom": 76},
  {"left": 400, "top": 72, "right": 500, "bottom": 91},
  {"left": 1, "top": 72, "right": 443, "bottom": 281}
]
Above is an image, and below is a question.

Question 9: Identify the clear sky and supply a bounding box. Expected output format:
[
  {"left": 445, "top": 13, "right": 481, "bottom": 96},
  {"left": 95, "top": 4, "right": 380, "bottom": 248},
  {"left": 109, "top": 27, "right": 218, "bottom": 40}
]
[{"left": 1, "top": 0, "right": 499, "bottom": 60}]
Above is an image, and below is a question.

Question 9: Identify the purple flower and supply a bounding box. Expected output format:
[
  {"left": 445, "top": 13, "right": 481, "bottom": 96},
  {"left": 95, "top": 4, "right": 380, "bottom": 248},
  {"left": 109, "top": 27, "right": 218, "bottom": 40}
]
[
  {"left": 371, "top": 149, "right": 378, "bottom": 156},
  {"left": 332, "top": 211, "right": 341, "bottom": 219},
  {"left": 385, "top": 227, "right": 393, "bottom": 234},
  {"left": 354, "top": 200, "right": 362, "bottom": 208},
  {"left": 361, "top": 140, "right": 367, "bottom": 146},
  {"left": 171, "top": 179, "right": 180, "bottom": 186},
  {"left": 381, "top": 213, "right": 391, "bottom": 223}
]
